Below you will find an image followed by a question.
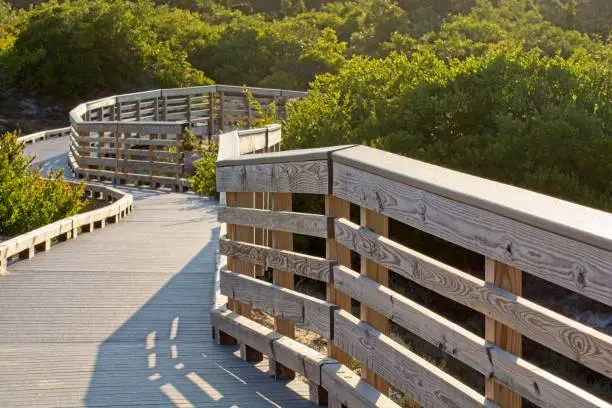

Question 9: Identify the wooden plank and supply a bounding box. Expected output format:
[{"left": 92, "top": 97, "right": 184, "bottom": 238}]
[
  {"left": 210, "top": 309, "right": 280, "bottom": 357},
  {"left": 219, "top": 238, "right": 331, "bottom": 282},
  {"left": 333, "top": 265, "right": 610, "bottom": 408},
  {"left": 218, "top": 207, "right": 329, "bottom": 238},
  {"left": 485, "top": 259, "right": 522, "bottom": 407},
  {"left": 254, "top": 191, "right": 265, "bottom": 277},
  {"left": 76, "top": 135, "right": 179, "bottom": 147},
  {"left": 272, "top": 337, "right": 336, "bottom": 385},
  {"left": 225, "top": 192, "right": 255, "bottom": 317},
  {"left": 359, "top": 207, "right": 390, "bottom": 394},
  {"left": 321, "top": 364, "right": 399, "bottom": 408},
  {"left": 216, "top": 161, "right": 328, "bottom": 194},
  {"left": 76, "top": 156, "right": 181, "bottom": 173},
  {"left": 333, "top": 310, "right": 495, "bottom": 408},
  {"left": 325, "top": 196, "right": 353, "bottom": 366},
  {"left": 219, "top": 270, "right": 336, "bottom": 338},
  {"left": 333, "top": 161, "right": 612, "bottom": 307},
  {"left": 334, "top": 217, "right": 612, "bottom": 378}
]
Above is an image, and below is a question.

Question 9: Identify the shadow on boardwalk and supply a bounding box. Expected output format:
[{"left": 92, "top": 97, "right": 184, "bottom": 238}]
[{"left": 85, "top": 224, "right": 313, "bottom": 407}]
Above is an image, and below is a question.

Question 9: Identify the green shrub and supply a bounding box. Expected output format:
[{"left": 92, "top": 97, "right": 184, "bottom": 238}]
[
  {"left": 0, "top": 132, "right": 88, "bottom": 237},
  {"left": 2, "top": 0, "right": 211, "bottom": 100},
  {"left": 285, "top": 47, "right": 612, "bottom": 210},
  {"left": 189, "top": 142, "right": 219, "bottom": 197}
]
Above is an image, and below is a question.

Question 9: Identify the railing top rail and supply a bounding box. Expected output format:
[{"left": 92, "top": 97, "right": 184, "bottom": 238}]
[
  {"left": 217, "top": 143, "right": 612, "bottom": 251},
  {"left": 333, "top": 145, "right": 612, "bottom": 252},
  {"left": 69, "top": 84, "right": 307, "bottom": 128},
  {"left": 217, "top": 144, "right": 356, "bottom": 166}
]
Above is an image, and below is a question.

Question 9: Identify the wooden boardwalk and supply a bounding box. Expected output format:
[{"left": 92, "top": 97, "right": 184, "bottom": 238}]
[{"left": 0, "top": 139, "right": 313, "bottom": 407}]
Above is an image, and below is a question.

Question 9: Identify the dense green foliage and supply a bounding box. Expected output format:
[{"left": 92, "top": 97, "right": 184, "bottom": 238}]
[
  {"left": 0, "top": 133, "right": 87, "bottom": 237},
  {"left": 0, "top": 0, "right": 610, "bottom": 209},
  {"left": 1, "top": 0, "right": 210, "bottom": 100},
  {"left": 189, "top": 143, "right": 218, "bottom": 197},
  {"left": 285, "top": 47, "right": 612, "bottom": 210}
]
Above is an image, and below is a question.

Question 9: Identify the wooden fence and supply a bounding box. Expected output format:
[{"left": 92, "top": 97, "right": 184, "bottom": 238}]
[
  {"left": 68, "top": 85, "right": 306, "bottom": 191},
  {"left": 212, "top": 130, "right": 612, "bottom": 407},
  {"left": 0, "top": 178, "right": 133, "bottom": 276}
]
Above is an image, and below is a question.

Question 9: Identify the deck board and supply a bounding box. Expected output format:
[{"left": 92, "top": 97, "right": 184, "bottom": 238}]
[{"left": 0, "top": 185, "right": 313, "bottom": 407}]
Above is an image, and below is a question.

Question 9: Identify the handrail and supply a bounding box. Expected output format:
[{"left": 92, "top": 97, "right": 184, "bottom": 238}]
[
  {"left": 0, "top": 178, "right": 133, "bottom": 276},
  {"left": 67, "top": 85, "right": 306, "bottom": 191},
  {"left": 213, "top": 122, "right": 612, "bottom": 405},
  {"left": 2, "top": 128, "right": 134, "bottom": 275}
]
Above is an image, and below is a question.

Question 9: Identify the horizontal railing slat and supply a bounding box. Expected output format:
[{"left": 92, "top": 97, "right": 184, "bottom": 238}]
[
  {"left": 219, "top": 237, "right": 331, "bottom": 281},
  {"left": 218, "top": 207, "right": 329, "bottom": 238},
  {"left": 333, "top": 161, "right": 612, "bottom": 307},
  {"left": 219, "top": 270, "right": 336, "bottom": 338},
  {"left": 334, "top": 310, "right": 496, "bottom": 408},
  {"left": 334, "top": 217, "right": 612, "bottom": 379},
  {"left": 333, "top": 265, "right": 610, "bottom": 408},
  {"left": 216, "top": 160, "right": 329, "bottom": 194}
]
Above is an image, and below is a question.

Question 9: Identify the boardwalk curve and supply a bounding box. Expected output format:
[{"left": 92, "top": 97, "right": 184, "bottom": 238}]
[{"left": 0, "top": 136, "right": 313, "bottom": 406}]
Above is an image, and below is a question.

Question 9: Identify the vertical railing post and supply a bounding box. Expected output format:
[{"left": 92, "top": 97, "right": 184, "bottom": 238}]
[
  {"left": 360, "top": 207, "right": 390, "bottom": 394},
  {"left": 225, "top": 191, "right": 261, "bottom": 360},
  {"left": 485, "top": 258, "right": 522, "bottom": 407},
  {"left": 270, "top": 191, "right": 295, "bottom": 380},
  {"left": 219, "top": 91, "right": 225, "bottom": 132},
  {"left": 98, "top": 107, "right": 104, "bottom": 177},
  {"left": 208, "top": 91, "right": 215, "bottom": 140},
  {"left": 114, "top": 102, "right": 121, "bottom": 184},
  {"left": 246, "top": 93, "right": 252, "bottom": 128},
  {"left": 187, "top": 94, "right": 192, "bottom": 127},
  {"left": 326, "top": 196, "right": 353, "bottom": 366},
  {"left": 225, "top": 192, "right": 255, "bottom": 316},
  {"left": 154, "top": 97, "right": 160, "bottom": 121}
]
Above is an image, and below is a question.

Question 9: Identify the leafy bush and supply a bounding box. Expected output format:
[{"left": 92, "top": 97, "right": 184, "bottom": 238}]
[
  {"left": 0, "top": 132, "right": 88, "bottom": 237},
  {"left": 285, "top": 47, "right": 612, "bottom": 210},
  {"left": 189, "top": 142, "right": 218, "bottom": 197},
  {"left": 2, "top": 0, "right": 211, "bottom": 100}
]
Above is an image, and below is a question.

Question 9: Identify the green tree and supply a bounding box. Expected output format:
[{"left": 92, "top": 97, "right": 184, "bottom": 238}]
[
  {"left": 3, "top": 0, "right": 210, "bottom": 100},
  {"left": 0, "top": 133, "right": 88, "bottom": 237},
  {"left": 285, "top": 47, "right": 612, "bottom": 210}
]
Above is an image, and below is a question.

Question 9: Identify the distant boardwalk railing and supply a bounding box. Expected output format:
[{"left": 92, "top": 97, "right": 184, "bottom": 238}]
[
  {"left": 0, "top": 177, "right": 133, "bottom": 275},
  {"left": 67, "top": 85, "right": 306, "bottom": 191},
  {"left": 212, "top": 128, "right": 612, "bottom": 407}
]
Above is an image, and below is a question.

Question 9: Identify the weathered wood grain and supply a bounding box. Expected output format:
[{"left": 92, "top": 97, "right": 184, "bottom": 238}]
[
  {"left": 359, "top": 207, "right": 390, "bottom": 394},
  {"left": 333, "top": 162, "right": 612, "bottom": 307},
  {"left": 218, "top": 207, "right": 329, "bottom": 238},
  {"left": 334, "top": 217, "right": 612, "bottom": 378},
  {"left": 226, "top": 192, "right": 255, "bottom": 317},
  {"left": 271, "top": 337, "right": 336, "bottom": 385},
  {"left": 325, "top": 195, "right": 353, "bottom": 366},
  {"left": 484, "top": 258, "right": 522, "bottom": 407},
  {"left": 219, "top": 270, "right": 336, "bottom": 338},
  {"left": 219, "top": 238, "right": 331, "bottom": 281},
  {"left": 271, "top": 191, "right": 296, "bottom": 378},
  {"left": 333, "top": 310, "right": 496, "bottom": 408},
  {"left": 333, "top": 265, "right": 611, "bottom": 408},
  {"left": 216, "top": 160, "right": 328, "bottom": 194},
  {"left": 321, "top": 363, "right": 401, "bottom": 408},
  {"left": 210, "top": 308, "right": 280, "bottom": 357}
]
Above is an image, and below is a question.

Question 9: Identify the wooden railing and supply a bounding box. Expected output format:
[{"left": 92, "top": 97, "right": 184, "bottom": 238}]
[
  {"left": 0, "top": 176, "right": 133, "bottom": 275},
  {"left": 212, "top": 131, "right": 612, "bottom": 407},
  {"left": 68, "top": 85, "right": 305, "bottom": 190}
]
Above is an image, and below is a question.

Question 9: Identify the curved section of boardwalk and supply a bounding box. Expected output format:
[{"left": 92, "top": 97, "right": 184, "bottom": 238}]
[{"left": 0, "top": 142, "right": 312, "bottom": 407}]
